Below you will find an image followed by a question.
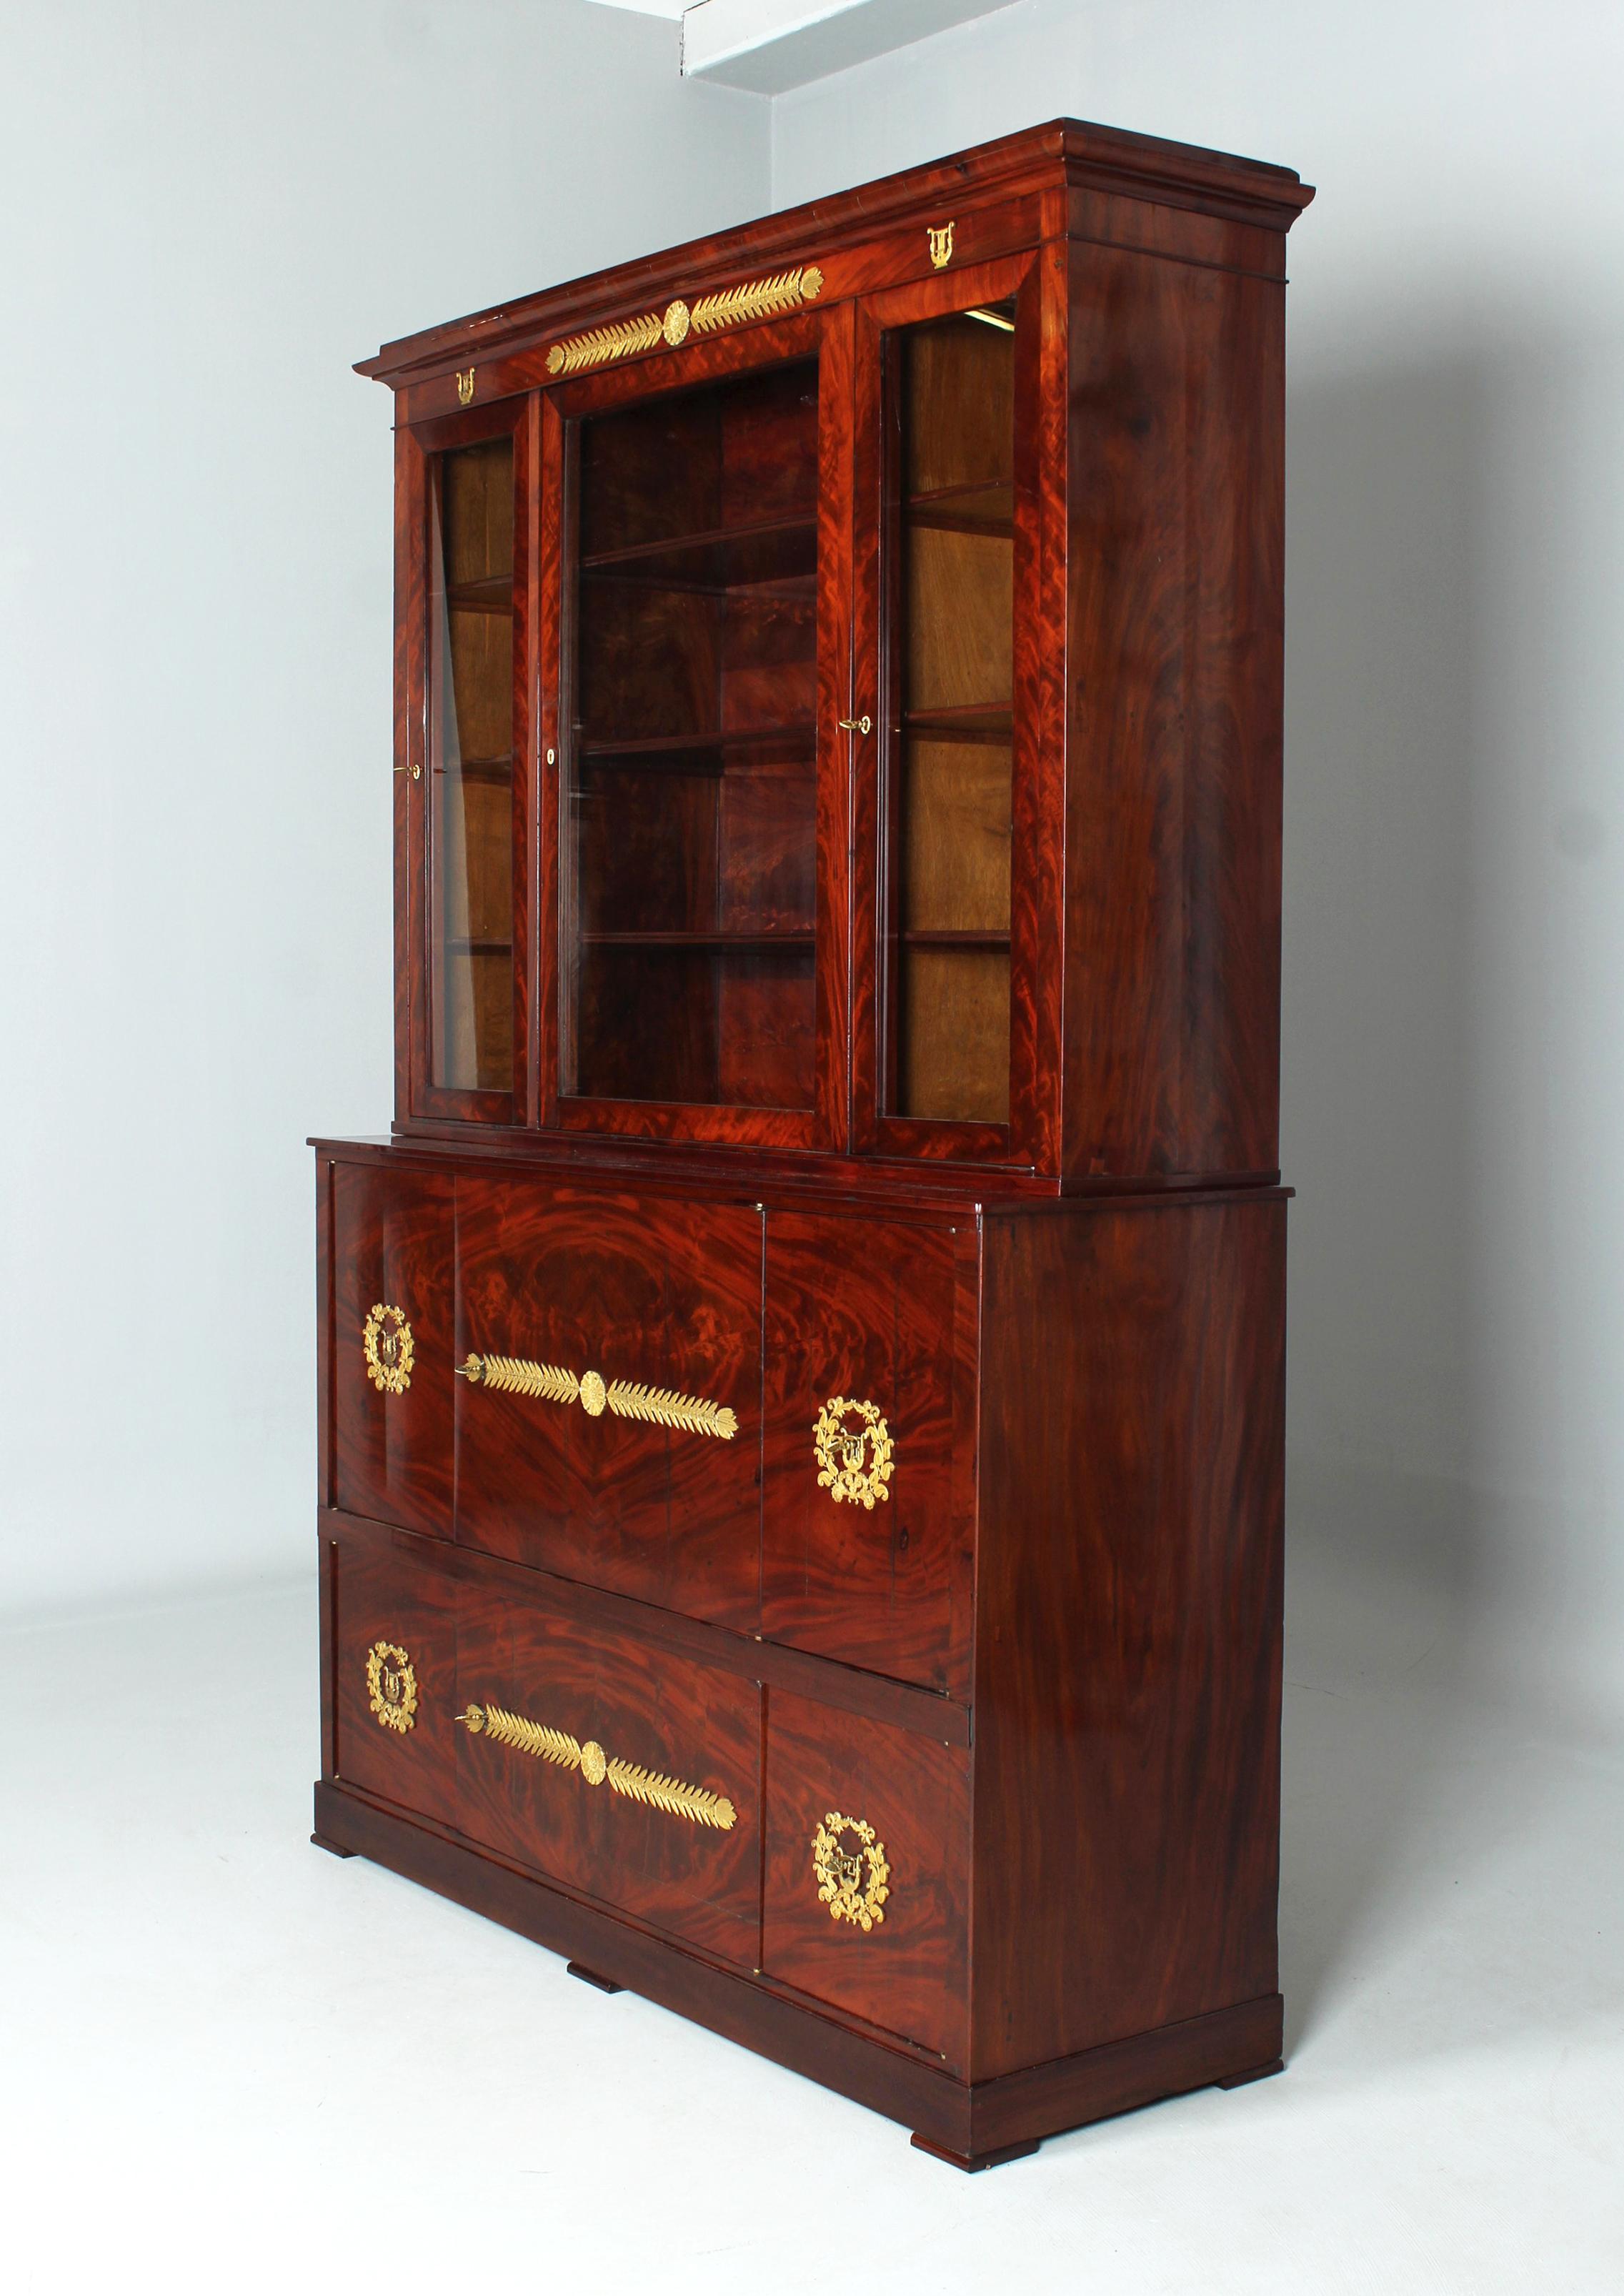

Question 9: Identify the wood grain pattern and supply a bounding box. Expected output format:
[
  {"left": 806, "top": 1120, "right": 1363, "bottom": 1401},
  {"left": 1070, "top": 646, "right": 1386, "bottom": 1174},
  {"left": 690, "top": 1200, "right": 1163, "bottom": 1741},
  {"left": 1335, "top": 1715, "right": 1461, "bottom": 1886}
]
[
  {"left": 331, "top": 1160, "right": 455, "bottom": 1537},
  {"left": 328, "top": 1522, "right": 459, "bottom": 1826},
  {"left": 761, "top": 1211, "right": 975, "bottom": 1694},
  {"left": 1060, "top": 237, "right": 1285, "bottom": 1180},
  {"left": 761, "top": 1688, "right": 970, "bottom": 2067},
  {"left": 327, "top": 1501, "right": 968, "bottom": 1744},
  {"left": 452, "top": 1172, "right": 763, "bottom": 1629},
  {"left": 316, "top": 1781, "right": 1285, "bottom": 2155},
  {"left": 454, "top": 1564, "right": 762, "bottom": 1965},
  {"left": 970, "top": 1197, "right": 1287, "bottom": 2080}
]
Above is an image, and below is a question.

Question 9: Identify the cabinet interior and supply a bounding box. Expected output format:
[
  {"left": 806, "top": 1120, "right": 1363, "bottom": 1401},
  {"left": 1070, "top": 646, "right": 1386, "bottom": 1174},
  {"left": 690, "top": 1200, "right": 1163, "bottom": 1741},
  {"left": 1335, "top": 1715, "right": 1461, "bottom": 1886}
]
[
  {"left": 564, "top": 360, "right": 820, "bottom": 1110},
  {"left": 429, "top": 434, "right": 517, "bottom": 1095},
  {"left": 886, "top": 300, "right": 1016, "bottom": 1125}
]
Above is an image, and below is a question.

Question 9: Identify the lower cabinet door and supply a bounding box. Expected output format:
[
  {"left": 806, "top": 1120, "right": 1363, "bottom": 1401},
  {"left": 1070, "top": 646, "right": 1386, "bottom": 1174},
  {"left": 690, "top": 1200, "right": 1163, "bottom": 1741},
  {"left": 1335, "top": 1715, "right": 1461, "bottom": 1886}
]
[
  {"left": 762, "top": 1213, "right": 975, "bottom": 1694},
  {"left": 330, "top": 1160, "right": 456, "bottom": 1537},
  {"left": 761, "top": 1689, "right": 970, "bottom": 2068},
  {"left": 329, "top": 1524, "right": 460, "bottom": 1828},
  {"left": 452, "top": 1174, "right": 763, "bottom": 1631},
  {"left": 453, "top": 1573, "right": 762, "bottom": 1969}
]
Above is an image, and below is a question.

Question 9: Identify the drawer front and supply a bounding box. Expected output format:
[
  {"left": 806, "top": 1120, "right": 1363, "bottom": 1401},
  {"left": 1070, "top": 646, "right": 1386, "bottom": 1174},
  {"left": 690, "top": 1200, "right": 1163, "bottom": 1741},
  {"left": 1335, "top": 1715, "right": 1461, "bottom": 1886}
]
[
  {"left": 332, "top": 1162, "right": 455, "bottom": 1536},
  {"left": 328, "top": 1524, "right": 761, "bottom": 1967},
  {"left": 761, "top": 1689, "right": 969, "bottom": 2067},
  {"left": 762, "top": 1213, "right": 975, "bottom": 1693},
  {"left": 452, "top": 1176, "right": 762, "bottom": 1629},
  {"left": 329, "top": 1524, "right": 459, "bottom": 1826},
  {"left": 454, "top": 1568, "right": 761, "bottom": 1967}
]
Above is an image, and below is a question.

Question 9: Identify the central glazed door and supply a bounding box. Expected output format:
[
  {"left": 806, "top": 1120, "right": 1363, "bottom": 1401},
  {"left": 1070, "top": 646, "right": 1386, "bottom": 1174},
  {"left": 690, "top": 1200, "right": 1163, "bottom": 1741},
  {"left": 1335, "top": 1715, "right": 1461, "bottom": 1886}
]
[{"left": 547, "top": 305, "right": 855, "bottom": 1153}]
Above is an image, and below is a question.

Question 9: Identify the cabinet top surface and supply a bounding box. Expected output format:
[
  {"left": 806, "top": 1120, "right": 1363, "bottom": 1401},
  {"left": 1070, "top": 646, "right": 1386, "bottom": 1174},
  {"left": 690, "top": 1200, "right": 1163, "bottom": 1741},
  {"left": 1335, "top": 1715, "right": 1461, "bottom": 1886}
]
[{"left": 357, "top": 116, "right": 1314, "bottom": 388}]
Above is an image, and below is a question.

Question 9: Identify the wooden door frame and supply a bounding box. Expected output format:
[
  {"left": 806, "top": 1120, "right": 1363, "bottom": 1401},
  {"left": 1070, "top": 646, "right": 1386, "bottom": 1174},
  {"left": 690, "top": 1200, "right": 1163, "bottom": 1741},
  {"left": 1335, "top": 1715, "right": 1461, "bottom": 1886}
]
[
  {"left": 546, "top": 304, "right": 855, "bottom": 1155},
  {"left": 848, "top": 246, "right": 1065, "bottom": 1173},
  {"left": 395, "top": 393, "right": 537, "bottom": 1131}
]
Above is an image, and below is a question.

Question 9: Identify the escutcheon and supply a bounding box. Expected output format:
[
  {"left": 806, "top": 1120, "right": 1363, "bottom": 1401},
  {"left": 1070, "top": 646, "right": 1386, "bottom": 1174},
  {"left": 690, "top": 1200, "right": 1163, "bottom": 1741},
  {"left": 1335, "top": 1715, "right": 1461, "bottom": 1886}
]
[
  {"left": 812, "top": 1812, "right": 891, "bottom": 1931},
  {"left": 812, "top": 1396, "right": 894, "bottom": 1509},
  {"left": 362, "top": 1303, "right": 414, "bottom": 1396},
  {"left": 366, "top": 1641, "right": 419, "bottom": 1733}
]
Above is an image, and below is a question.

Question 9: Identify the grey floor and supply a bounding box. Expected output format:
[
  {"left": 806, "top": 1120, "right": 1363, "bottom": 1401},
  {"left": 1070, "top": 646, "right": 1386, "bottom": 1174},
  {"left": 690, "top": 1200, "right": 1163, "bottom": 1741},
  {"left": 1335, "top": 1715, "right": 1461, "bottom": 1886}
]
[{"left": 5, "top": 1540, "right": 1621, "bottom": 2293}]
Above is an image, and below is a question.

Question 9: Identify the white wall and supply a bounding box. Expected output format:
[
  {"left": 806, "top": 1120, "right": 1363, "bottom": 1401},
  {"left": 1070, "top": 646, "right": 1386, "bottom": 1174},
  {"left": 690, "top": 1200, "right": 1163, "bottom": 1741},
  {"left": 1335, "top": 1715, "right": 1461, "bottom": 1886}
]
[
  {"left": 776, "top": 0, "right": 1624, "bottom": 1723},
  {"left": 0, "top": 0, "right": 768, "bottom": 1616},
  {"left": 9, "top": 1, "right": 1623, "bottom": 1733}
]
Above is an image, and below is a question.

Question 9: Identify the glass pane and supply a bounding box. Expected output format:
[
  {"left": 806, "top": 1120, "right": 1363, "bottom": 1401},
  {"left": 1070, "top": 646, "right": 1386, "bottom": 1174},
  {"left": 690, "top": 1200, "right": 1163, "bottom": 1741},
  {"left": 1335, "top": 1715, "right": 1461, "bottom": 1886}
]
[
  {"left": 429, "top": 436, "right": 515, "bottom": 1093},
  {"left": 885, "top": 302, "right": 1015, "bottom": 1123},
  {"left": 564, "top": 360, "right": 819, "bottom": 1108}
]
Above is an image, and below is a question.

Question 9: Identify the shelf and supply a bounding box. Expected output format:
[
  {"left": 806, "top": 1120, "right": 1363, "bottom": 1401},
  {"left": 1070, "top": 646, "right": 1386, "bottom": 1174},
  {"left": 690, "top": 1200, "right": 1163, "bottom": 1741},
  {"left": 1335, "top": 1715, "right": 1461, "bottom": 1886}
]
[
  {"left": 443, "top": 575, "right": 513, "bottom": 615},
  {"left": 444, "top": 938, "right": 512, "bottom": 958},
  {"left": 575, "top": 725, "right": 816, "bottom": 777},
  {"left": 899, "top": 930, "right": 1011, "bottom": 948},
  {"left": 906, "top": 480, "right": 1015, "bottom": 537},
  {"left": 582, "top": 930, "right": 814, "bottom": 950},
  {"left": 581, "top": 514, "right": 815, "bottom": 593},
  {"left": 902, "top": 706, "right": 1013, "bottom": 743},
  {"left": 434, "top": 752, "right": 513, "bottom": 785}
]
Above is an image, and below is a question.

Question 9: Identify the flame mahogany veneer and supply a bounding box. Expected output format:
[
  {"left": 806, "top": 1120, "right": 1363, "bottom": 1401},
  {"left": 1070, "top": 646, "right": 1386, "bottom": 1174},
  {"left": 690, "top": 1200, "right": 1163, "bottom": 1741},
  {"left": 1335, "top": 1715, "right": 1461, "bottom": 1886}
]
[{"left": 314, "top": 119, "right": 1312, "bottom": 2169}]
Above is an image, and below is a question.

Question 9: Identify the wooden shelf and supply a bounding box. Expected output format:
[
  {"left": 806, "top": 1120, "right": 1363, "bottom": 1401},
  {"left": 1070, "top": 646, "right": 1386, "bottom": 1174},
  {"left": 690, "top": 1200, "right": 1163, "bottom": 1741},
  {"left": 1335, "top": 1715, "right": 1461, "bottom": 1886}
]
[
  {"left": 444, "top": 937, "right": 512, "bottom": 957},
  {"left": 434, "top": 752, "right": 513, "bottom": 785},
  {"left": 907, "top": 479, "right": 1015, "bottom": 537},
  {"left": 900, "top": 929, "right": 1011, "bottom": 948},
  {"left": 582, "top": 930, "right": 814, "bottom": 950},
  {"left": 443, "top": 575, "right": 513, "bottom": 615},
  {"left": 577, "top": 725, "right": 816, "bottom": 777},
  {"left": 902, "top": 705, "right": 1013, "bottom": 742},
  {"left": 581, "top": 513, "right": 815, "bottom": 592}
]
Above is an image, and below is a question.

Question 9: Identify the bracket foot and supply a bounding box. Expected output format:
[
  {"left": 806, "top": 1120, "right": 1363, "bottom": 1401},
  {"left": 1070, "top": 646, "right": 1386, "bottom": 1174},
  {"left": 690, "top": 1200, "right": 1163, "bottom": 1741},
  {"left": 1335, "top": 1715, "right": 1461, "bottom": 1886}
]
[
  {"left": 1217, "top": 2057, "right": 1285, "bottom": 2091},
  {"left": 910, "top": 2132, "right": 1040, "bottom": 2173},
  {"left": 567, "top": 1960, "right": 625, "bottom": 1995}
]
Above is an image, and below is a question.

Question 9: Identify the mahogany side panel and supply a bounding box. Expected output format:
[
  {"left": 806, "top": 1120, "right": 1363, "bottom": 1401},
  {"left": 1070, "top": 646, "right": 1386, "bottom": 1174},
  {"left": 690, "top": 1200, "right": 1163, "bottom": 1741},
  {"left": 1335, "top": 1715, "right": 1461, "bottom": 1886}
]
[
  {"left": 970, "top": 1197, "right": 1286, "bottom": 2080},
  {"left": 331, "top": 1160, "right": 456, "bottom": 1537},
  {"left": 761, "top": 1211, "right": 976, "bottom": 1694},
  {"left": 452, "top": 1173, "right": 763, "bottom": 1629},
  {"left": 760, "top": 1688, "right": 970, "bottom": 2068},
  {"left": 1062, "top": 237, "right": 1287, "bottom": 1179}
]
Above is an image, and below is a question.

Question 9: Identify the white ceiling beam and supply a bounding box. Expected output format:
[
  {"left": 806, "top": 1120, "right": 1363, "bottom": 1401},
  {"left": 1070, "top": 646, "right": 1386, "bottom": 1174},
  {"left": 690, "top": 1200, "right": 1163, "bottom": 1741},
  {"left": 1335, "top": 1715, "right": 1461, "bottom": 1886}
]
[
  {"left": 684, "top": 0, "right": 1019, "bottom": 91},
  {"left": 579, "top": 0, "right": 1020, "bottom": 93}
]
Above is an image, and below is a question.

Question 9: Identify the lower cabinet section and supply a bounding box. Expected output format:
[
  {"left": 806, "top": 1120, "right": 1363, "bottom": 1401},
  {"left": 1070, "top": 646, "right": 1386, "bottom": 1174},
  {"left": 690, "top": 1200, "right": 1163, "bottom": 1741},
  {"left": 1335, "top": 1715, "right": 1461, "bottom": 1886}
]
[
  {"left": 325, "top": 1517, "right": 966, "bottom": 2061},
  {"left": 762, "top": 1689, "right": 969, "bottom": 2069}
]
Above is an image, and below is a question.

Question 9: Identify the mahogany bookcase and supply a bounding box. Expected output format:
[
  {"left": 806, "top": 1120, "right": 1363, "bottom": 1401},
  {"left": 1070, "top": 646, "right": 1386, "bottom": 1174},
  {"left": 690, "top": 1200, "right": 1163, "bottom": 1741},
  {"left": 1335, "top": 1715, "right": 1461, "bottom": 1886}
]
[{"left": 312, "top": 118, "right": 1314, "bottom": 2170}]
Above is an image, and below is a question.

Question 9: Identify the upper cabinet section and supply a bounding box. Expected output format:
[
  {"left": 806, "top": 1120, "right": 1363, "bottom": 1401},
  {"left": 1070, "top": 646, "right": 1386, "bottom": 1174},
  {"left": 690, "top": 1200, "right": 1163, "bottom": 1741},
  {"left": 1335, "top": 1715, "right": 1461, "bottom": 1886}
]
[{"left": 365, "top": 120, "right": 1313, "bottom": 1186}]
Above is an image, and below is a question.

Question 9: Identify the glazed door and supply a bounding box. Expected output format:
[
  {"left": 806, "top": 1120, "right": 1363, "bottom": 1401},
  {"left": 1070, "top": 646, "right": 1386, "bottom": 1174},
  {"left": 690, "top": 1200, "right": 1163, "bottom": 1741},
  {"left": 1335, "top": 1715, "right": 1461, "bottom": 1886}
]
[
  {"left": 397, "top": 397, "right": 534, "bottom": 1127},
  {"left": 850, "top": 253, "right": 1060, "bottom": 1168},
  {"left": 549, "top": 309, "right": 852, "bottom": 1151}
]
